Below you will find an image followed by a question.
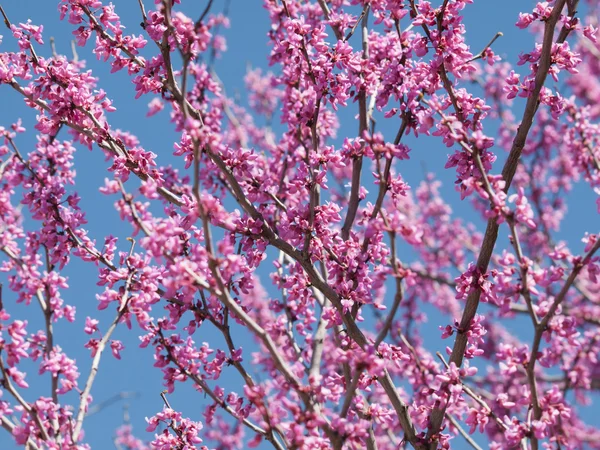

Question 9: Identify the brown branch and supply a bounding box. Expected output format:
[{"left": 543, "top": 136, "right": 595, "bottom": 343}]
[
  {"left": 465, "top": 32, "right": 503, "bottom": 64},
  {"left": 136, "top": 0, "right": 147, "bottom": 24},
  {"left": 435, "top": 352, "right": 509, "bottom": 433},
  {"left": 375, "top": 214, "right": 403, "bottom": 347},
  {"left": 0, "top": 5, "right": 10, "bottom": 28},
  {"left": 159, "top": 390, "right": 184, "bottom": 440},
  {"left": 0, "top": 357, "right": 52, "bottom": 442},
  {"left": 316, "top": 0, "right": 343, "bottom": 40},
  {"left": 340, "top": 369, "right": 361, "bottom": 418},
  {"left": 507, "top": 219, "right": 540, "bottom": 325},
  {"left": 344, "top": 4, "right": 369, "bottom": 42},
  {"left": 195, "top": 0, "right": 214, "bottom": 29},
  {"left": 191, "top": 135, "right": 340, "bottom": 445},
  {"left": 369, "top": 117, "right": 408, "bottom": 224},
  {"left": 426, "top": 1, "right": 569, "bottom": 446},
  {"left": 341, "top": 6, "right": 370, "bottom": 241},
  {"left": 157, "top": 327, "right": 287, "bottom": 449},
  {"left": 525, "top": 234, "right": 600, "bottom": 446},
  {"left": 303, "top": 97, "right": 323, "bottom": 255},
  {"left": 445, "top": 413, "right": 483, "bottom": 450},
  {"left": 72, "top": 267, "right": 136, "bottom": 443},
  {"left": 7, "top": 81, "right": 184, "bottom": 207},
  {"left": 45, "top": 7, "right": 423, "bottom": 447}
]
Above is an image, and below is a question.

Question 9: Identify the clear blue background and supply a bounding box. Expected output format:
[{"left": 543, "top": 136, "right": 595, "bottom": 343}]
[{"left": 0, "top": 1, "right": 597, "bottom": 449}]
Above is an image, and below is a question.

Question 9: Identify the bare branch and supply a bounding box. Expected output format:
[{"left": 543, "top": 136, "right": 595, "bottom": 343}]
[{"left": 465, "top": 32, "right": 503, "bottom": 63}]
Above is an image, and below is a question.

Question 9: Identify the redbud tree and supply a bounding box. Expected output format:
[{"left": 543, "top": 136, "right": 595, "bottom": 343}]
[{"left": 0, "top": 0, "right": 599, "bottom": 448}]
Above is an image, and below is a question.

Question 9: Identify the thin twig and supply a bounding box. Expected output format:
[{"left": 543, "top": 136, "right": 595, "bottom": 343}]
[
  {"left": 344, "top": 4, "right": 369, "bottom": 42},
  {"left": 136, "top": 0, "right": 147, "bottom": 24},
  {"left": 195, "top": 0, "right": 214, "bottom": 29},
  {"left": 507, "top": 219, "right": 540, "bottom": 325},
  {"left": 72, "top": 269, "right": 136, "bottom": 443},
  {"left": 445, "top": 413, "right": 483, "bottom": 450},
  {"left": 465, "top": 32, "right": 503, "bottom": 63}
]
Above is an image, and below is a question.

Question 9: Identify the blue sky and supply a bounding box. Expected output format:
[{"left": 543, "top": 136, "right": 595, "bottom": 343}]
[{"left": 0, "top": 1, "right": 597, "bottom": 449}]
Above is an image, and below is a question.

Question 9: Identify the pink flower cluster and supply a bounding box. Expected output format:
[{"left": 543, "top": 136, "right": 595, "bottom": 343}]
[{"left": 0, "top": 0, "right": 598, "bottom": 449}]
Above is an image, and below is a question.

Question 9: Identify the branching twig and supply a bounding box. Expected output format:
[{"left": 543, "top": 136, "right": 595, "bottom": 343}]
[
  {"left": 72, "top": 267, "right": 136, "bottom": 443},
  {"left": 526, "top": 234, "right": 600, "bottom": 437},
  {"left": 426, "top": 2, "right": 569, "bottom": 446}
]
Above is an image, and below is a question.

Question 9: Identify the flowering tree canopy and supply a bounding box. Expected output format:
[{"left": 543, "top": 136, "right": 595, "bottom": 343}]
[{"left": 0, "top": 0, "right": 599, "bottom": 449}]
